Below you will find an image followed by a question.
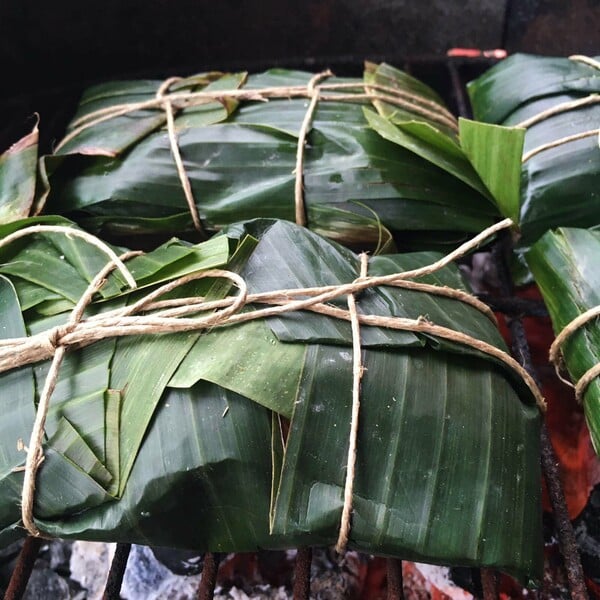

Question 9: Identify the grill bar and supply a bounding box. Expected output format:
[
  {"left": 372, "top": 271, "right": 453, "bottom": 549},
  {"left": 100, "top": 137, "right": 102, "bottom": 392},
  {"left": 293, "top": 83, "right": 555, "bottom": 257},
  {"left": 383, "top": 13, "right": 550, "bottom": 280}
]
[
  {"left": 102, "top": 542, "right": 131, "bottom": 600},
  {"left": 197, "top": 552, "right": 221, "bottom": 600},
  {"left": 481, "top": 568, "right": 498, "bottom": 600},
  {"left": 3, "top": 537, "right": 43, "bottom": 600},
  {"left": 447, "top": 60, "right": 470, "bottom": 118},
  {"left": 386, "top": 557, "right": 404, "bottom": 599},
  {"left": 540, "top": 428, "right": 590, "bottom": 599},
  {"left": 493, "top": 234, "right": 589, "bottom": 600},
  {"left": 292, "top": 547, "right": 312, "bottom": 599}
]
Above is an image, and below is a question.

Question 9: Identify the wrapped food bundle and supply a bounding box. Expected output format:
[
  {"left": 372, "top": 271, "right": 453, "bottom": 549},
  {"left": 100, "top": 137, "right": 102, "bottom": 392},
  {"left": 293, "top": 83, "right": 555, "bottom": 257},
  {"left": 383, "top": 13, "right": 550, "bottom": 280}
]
[
  {"left": 468, "top": 54, "right": 600, "bottom": 247},
  {"left": 37, "top": 63, "right": 504, "bottom": 250},
  {"left": 528, "top": 227, "right": 600, "bottom": 452},
  {"left": 0, "top": 217, "right": 543, "bottom": 583}
]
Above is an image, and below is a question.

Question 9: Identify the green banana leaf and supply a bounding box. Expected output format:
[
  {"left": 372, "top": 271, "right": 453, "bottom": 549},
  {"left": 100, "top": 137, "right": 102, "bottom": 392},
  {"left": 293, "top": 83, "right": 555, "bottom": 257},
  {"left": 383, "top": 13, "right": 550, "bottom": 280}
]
[
  {"left": 527, "top": 227, "right": 600, "bottom": 452},
  {"left": 38, "top": 64, "right": 501, "bottom": 250},
  {"left": 468, "top": 54, "right": 600, "bottom": 247},
  {"left": 363, "top": 63, "right": 526, "bottom": 232},
  {"left": 0, "top": 218, "right": 541, "bottom": 583},
  {"left": 0, "top": 124, "right": 38, "bottom": 222}
]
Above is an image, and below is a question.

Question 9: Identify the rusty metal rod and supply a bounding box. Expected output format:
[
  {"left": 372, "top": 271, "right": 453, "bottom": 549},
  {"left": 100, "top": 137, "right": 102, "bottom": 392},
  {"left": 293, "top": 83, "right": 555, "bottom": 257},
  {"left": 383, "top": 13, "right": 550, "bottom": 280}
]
[
  {"left": 102, "top": 542, "right": 131, "bottom": 600},
  {"left": 386, "top": 558, "right": 404, "bottom": 599},
  {"left": 197, "top": 552, "right": 221, "bottom": 600},
  {"left": 3, "top": 537, "right": 43, "bottom": 600},
  {"left": 541, "top": 425, "right": 589, "bottom": 600},
  {"left": 493, "top": 236, "right": 589, "bottom": 600},
  {"left": 481, "top": 568, "right": 498, "bottom": 600},
  {"left": 293, "top": 547, "right": 312, "bottom": 600},
  {"left": 447, "top": 60, "right": 470, "bottom": 118},
  {"left": 475, "top": 294, "right": 548, "bottom": 318}
]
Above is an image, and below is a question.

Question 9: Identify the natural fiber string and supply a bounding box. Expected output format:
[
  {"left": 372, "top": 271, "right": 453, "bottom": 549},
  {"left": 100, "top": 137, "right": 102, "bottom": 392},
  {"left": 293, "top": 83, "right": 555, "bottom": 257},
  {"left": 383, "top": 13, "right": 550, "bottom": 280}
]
[
  {"left": 61, "top": 82, "right": 458, "bottom": 136},
  {"left": 3, "top": 219, "right": 546, "bottom": 535},
  {"left": 0, "top": 218, "right": 512, "bottom": 371},
  {"left": 522, "top": 129, "right": 600, "bottom": 163},
  {"left": 569, "top": 55, "right": 600, "bottom": 70},
  {"left": 0, "top": 226, "right": 136, "bottom": 289},
  {"left": 549, "top": 305, "right": 600, "bottom": 403},
  {"left": 156, "top": 77, "right": 205, "bottom": 234},
  {"left": 0, "top": 286, "right": 546, "bottom": 414},
  {"left": 0, "top": 222, "right": 542, "bottom": 416},
  {"left": 336, "top": 253, "right": 368, "bottom": 553},
  {"left": 575, "top": 364, "right": 600, "bottom": 404},
  {"left": 139, "top": 278, "right": 497, "bottom": 325},
  {"left": 520, "top": 55, "right": 600, "bottom": 161},
  {"left": 515, "top": 94, "right": 600, "bottom": 129},
  {"left": 294, "top": 70, "right": 332, "bottom": 227}
]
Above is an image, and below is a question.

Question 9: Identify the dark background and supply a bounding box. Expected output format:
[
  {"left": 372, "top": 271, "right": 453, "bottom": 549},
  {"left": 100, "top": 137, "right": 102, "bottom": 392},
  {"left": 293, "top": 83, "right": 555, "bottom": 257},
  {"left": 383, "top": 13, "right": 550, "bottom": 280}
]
[{"left": 1, "top": 0, "right": 599, "bottom": 150}]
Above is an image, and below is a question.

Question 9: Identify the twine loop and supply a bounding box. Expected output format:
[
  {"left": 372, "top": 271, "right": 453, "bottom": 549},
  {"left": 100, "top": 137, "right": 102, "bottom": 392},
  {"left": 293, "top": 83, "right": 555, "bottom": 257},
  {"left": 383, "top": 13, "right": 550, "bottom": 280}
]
[
  {"left": 549, "top": 305, "right": 600, "bottom": 403},
  {"left": 569, "top": 55, "right": 600, "bottom": 70},
  {"left": 520, "top": 55, "right": 600, "bottom": 162}
]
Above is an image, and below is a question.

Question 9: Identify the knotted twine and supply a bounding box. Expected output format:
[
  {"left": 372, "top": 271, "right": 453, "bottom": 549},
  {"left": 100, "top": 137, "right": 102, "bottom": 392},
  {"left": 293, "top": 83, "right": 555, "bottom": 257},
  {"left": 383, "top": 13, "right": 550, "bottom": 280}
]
[
  {"left": 1, "top": 219, "right": 546, "bottom": 544},
  {"left": 519, "top": 55, "right": 600, "bottom": 162},
  {"left": 549, "top": 306, "right": 600, "bottom": 404},
  {"left": 53, "top": 70, "right": 458, "bottom": 233}
]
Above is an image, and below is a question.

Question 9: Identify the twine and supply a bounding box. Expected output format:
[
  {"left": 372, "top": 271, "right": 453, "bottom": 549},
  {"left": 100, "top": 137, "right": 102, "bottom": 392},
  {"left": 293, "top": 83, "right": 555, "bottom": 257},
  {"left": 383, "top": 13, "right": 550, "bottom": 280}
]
[
  {"left": 60, "top": 82, "right": 458, "bottom": 136},
  {"left": 0, "top": 226, "right": 137, "bottom": 290},
  {"left": 569, "top": 55, "right": 600, "bottom": 70},
  {"left": 52, "top": 73, "right": 458, "bottom": 230},
  {"left": 2, "top": 218, "right": 545, "bottom": 538},
  {"left": 156, "top": 77, "right": 205, "bottom": 234},
  {"left": 519, "top": 55, "right": 600, "bottom": 161},
  {"left": 294, "top": 71, "right": 333, "bottom": 227},
  {"left": 336, "top": 253, "right": 368, "bottom": 554},
  {"left": 515, "top": 94, "right": 600, "bottom": 129},
  {"left": 522, "top": 129, "right": 600, "bottom": 163},
  {"left": 549, "top": 305, "right": 600, "bottom": 403}
]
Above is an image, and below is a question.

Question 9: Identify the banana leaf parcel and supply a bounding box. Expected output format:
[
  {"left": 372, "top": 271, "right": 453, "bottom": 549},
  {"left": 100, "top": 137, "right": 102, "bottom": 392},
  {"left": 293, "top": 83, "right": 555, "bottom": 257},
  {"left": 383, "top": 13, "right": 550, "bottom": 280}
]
[
  {"left": 468, "top": 54, "right": 600, "bottom": 247},
  {"left": 0, "top": 217, "right": 542, "bottom": 583},
  {"left": 527, "top": 227, "right": 600, "bottom": 453},
  {"left": 37, "top": 63, "right": 502, "bottom": 250}
]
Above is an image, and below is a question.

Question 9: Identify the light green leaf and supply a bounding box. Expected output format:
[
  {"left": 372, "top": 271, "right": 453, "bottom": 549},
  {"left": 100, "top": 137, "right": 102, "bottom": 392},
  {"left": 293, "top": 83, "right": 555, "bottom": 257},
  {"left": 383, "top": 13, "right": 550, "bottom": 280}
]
[{"left": 459, "top": 118, "right": 525, "bottom": 223}]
